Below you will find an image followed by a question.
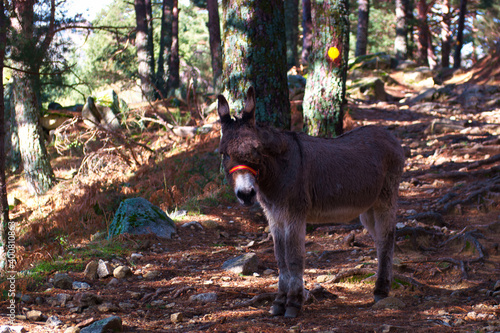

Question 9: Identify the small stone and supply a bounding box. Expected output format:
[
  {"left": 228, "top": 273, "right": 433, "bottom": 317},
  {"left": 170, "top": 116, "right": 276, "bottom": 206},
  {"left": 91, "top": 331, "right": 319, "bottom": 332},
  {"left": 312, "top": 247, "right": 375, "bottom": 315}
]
[
  {"left": 53, "top": 273, "right": 73, "bottom": 290},
  {"left": 0, "top": 326, "right": 27, "bottom": 333},
  {"left": 74, "top": 292, "right": 103, "bottom": 308},
  {"left": 97, "top": 302, "right": 119, "bottom": 313},
  {"left": 222, "top": 253, "right": 259, "bottom": 275},
  {"left": 189, "top": 292, "right": 218, "bottom": 303},
  {"left": 143, "top": 270, "right": 161, "bottom": 280},
  {"left": 263, "top": 269, "right": 275, "bottom": 276},
  {"left": 26, "top": 310, "right": 44, "bottom": 321},
  {"left": 151, "top": 300, "right": 166, "bottom": 306},
  {"left": 107, "top": 278, "right": 119, "bottom": 287},
  {"left": 171, "top": 312, "right": 184, "bottom": 323},
  {"left": 316, "top": 275, "right": 332, "bottom": 283},
  {"left": 118, "top": 302, "right": 134, "bottom": 309},
  {"left": 35, "top": 297, "right": 44, "bottom": 305},
  {"left": 72, "top": 281, "right": 91, "bottom": 290},
  {"left": 20, "top": 295, "right": 33, "bottom": 303},
  {"left": 84, "top": 260, "right": 99, "bottom": 280},
  {"left": 372, "top": 297, "right": 405, "bottom": 310},
  {"left": 46, "top": 315, "right": 62, "bottom": 327},
  {"left": 181, "top": 221, "right": 203, "bottom": 229},
  {"left": 79, "top": 316, "right": 122, "bottom": 333},
  {"left": 130, "top": 253, "right": 143, "bottom": 261},
  {"left": 201, "top": 220, "right": 220, "bottom": 229},
  {"left": 56, "top": 293, "right": 71, "bottom": 307},
  {"left": 113, "top": 266, "right": 133, "bottom": 279},
  {"left": 63, "top": 327, "right": 80, "bottom": 333},
  {"left": 97, "top": 259, "right": 114, "bottom": 279}
]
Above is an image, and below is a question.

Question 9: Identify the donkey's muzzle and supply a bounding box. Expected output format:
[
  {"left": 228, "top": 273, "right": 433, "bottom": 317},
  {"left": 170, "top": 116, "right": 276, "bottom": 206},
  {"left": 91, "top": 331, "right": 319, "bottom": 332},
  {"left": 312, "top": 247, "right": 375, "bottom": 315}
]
[{"left": 236, "top": 188, "right": 256, "bottom": 206}]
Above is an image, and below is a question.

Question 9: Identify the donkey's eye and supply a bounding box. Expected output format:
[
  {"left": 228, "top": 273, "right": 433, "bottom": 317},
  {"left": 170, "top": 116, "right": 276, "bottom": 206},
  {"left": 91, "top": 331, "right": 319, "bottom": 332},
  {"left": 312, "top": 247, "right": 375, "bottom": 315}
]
[{"left": 222, "top": 153, "right": 230, "bottom": 162}]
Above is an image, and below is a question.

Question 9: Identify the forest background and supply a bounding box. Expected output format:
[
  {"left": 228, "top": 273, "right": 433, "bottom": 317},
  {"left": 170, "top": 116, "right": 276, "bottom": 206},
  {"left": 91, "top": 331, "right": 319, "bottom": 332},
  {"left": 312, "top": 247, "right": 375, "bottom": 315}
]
[{"left": 0, "top": 0, "right": 499, "bottom": 331}]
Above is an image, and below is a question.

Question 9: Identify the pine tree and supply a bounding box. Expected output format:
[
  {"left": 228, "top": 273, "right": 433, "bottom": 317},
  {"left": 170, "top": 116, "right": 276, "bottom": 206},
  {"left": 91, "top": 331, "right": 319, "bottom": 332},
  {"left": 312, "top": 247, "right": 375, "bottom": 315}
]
[
  {"left": 285, "top": 0, "right": 299, "bottom": 68},
  {"left": 135, "top": 0, "right": 155, "bottom": 100},
  {"left": 221, "top": 0, "right": 290, "bottom": 128},
  {"left": 355, "top": 0, "right": 370, "bottom": 57},
  {"left": 303, "top": 0, "right": 349, "bottom": 137},
  {"left": 207, "top": 0, "right": 223, "bottom": 90}
]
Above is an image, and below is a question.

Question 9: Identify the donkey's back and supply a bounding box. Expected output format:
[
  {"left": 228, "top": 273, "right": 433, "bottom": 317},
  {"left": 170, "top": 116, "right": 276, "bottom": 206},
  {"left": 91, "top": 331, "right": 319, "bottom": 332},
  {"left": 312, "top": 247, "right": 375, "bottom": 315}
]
[{"left": 294, "top": 126, "right": 405, "bottom": 225}]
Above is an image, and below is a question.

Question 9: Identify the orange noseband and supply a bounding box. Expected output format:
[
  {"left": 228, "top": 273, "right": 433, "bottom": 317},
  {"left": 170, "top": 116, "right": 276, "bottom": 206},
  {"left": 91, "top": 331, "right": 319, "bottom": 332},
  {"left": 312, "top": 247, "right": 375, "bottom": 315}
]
[{"left": 229, "top": 165, "right": 258, "bottom": 177}]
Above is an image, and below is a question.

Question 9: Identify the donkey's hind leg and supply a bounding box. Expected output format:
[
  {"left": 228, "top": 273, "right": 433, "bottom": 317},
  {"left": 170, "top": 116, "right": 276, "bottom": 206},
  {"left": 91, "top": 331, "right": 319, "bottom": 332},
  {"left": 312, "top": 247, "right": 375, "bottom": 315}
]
[
  {"left": 283, "top": 219, "right": 306, "bottom": 318},
  {"left": 360, "top": 208, "right": 396, "bottom": 302}
]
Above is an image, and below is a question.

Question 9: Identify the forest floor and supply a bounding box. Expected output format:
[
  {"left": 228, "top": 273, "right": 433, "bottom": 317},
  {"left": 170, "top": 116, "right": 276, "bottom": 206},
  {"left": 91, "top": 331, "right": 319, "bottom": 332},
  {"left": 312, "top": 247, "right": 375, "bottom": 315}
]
[{"left": 1, "top": 59, "right": 500, "bottom": 332}]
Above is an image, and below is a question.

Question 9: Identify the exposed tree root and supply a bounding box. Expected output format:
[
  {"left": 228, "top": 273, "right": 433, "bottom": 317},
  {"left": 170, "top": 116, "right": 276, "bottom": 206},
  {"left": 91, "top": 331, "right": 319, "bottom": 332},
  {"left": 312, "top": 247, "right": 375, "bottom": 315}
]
[
  {"left": 396, "top": 226, "right": 444, "bottom": 251},
  {"left": 231, "top": 292, "right": 276, "bottom": 309}
]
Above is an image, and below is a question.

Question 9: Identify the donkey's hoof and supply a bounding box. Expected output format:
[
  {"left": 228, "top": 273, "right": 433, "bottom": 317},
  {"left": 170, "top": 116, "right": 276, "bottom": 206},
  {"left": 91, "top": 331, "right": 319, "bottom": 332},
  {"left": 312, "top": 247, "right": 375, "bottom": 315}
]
[
  {"left": 284, "top": 306, "right": 300, "bottom": 318},
  {"left": 269, "top": 303, "right": 285, "bottom": 316}
]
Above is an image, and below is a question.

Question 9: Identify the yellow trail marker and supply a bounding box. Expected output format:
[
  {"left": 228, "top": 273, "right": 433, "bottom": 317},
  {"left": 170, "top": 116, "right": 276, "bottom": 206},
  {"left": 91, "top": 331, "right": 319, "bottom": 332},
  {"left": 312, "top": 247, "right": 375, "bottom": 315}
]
[{"left": 328, "top": 47, "right": 340, "bottom": 61}]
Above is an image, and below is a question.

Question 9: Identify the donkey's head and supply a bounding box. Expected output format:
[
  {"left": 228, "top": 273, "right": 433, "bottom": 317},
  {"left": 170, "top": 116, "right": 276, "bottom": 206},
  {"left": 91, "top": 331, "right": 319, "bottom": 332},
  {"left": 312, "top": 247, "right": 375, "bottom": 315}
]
[{"left": 218, "top": 87, "right": 261, "bottom": 206}]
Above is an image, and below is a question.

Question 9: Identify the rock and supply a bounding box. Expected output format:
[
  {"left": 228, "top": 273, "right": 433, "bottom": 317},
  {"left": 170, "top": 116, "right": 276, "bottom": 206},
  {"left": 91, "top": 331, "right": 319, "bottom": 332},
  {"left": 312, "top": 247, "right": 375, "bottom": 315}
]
[
  {"left": 53, "top": 273, "right": 73, "bottom": 290},
  {"left": 200, "top": 220, "right": 220, "bottom": 229},
  {"left": 316, "top": 275, "right": 333, "bottom": 283},
  {"left": 97, "top": 259, "right": 114, "bottom": 278},
  {"left": 55, "top": 293, "right": 71, "bottom": 307},
  {"left": 181, "top": 221, "right": 203, "bottom": 230},
  {"left": 372, "top": 297, "right": 405, "bottom": 310},
  {"left": 20, "top": 294, "right": 33, "bottom": 303},
  {"left": 396, "top": 60, "right": 417, "bottom": 70},
  {"left": 46, "top": 315, "right": 62, "bottom": 327},
  {"left": 26, "top": 310, "right": 44, "bottom": 321},
  {"left": 143, "top": 270, "right": 161, "bottom": 280},
  {"left": 189, "top": 292, "right": 218, "bottom": 303},
  {"left": 130, "top": 253, "right": 143, "bottom": 261},
  {"left": 113, "top": 266, "right": 133, "bottom": 279},
  {"left": 80, "top": 316, "right": 123, "bottom": 333},
  {"left": 97, "top": 302, "right": 119, "bottom": 312},
  {"left": 107, "top": 278, "right": 119, "bottom": 287},
  {"left": 84, "top": 260, "right": 99, "bottom": 280},
  {"left": 73, "top": 281, "right": 91, "bottom": 290},
  {"left": 0, "top": 326, "right": 27, "bottom": 333},
  {"left": 64, "top": 327, "right": 80, "bottom": 333},
  {"left": 41, "top": 113, "right": 71, "bottom": 130},
  {"left": 494, "top": 280, "right": 500, "bottom": 291},
  {"left": 349, "top": 77, "right": 387, "bottom": 101},
  {"left": 118, "top": 302, "right": 134, "bottom": 309},
  {"left": 288, "top": 74, "right": 307, "bottom": 100},
  {"left": 108, "top": 198, "right": 176, "bottom": 240},
  {"left": 222, "top": 253, "right": 259, "bottom": 275},
  {"left": 349, "top": 52, "right": 396, "bottom": 71},
  {"left": 406, "top": 87, "right": 437, "bottom": 104},
  {"left": 82, "top": 91, "right": 125, "bottom": 130},
  {"left": 74, "top": 292, "right": 103, "bottom": 308},
  {"left": 170, "top": 312, "right": 184, "bottom": 323}
]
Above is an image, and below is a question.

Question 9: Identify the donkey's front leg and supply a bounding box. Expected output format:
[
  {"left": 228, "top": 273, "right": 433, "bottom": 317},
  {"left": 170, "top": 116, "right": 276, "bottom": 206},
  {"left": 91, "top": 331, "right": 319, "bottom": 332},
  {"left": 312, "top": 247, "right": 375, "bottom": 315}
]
[
  {"left": 269, "top": 222, "right": 290, "bottom": 316},
  {"left": 284, "top": 220, "right": 306, "bottom": 318}
]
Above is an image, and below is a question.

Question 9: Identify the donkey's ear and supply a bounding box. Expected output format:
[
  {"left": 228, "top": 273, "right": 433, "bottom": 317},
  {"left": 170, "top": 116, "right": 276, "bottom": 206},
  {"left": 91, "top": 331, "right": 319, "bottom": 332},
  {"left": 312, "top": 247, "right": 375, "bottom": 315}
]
[
  {"left": 217, "top": 95, "right": 232, "bottom": 125},
  {"left": 242, "top": 87, "right": 256, "bottom": 125}
]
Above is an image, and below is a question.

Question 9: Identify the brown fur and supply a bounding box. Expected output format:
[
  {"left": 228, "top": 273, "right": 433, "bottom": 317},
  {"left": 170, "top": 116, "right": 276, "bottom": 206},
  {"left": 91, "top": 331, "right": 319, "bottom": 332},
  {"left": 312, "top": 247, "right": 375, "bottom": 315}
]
[{"left": 218, "top": 88, "right": 405, "bottom": 318}]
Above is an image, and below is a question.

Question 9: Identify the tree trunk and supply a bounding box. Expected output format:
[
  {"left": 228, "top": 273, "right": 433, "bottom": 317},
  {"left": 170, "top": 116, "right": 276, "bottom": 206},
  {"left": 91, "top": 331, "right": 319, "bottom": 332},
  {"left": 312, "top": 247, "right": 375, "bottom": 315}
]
[
  {"left": 301, "top": 0, "right": 312, "bottom": 64},
  {"left": 355, "top": 0, "right": 369, "bottom": 57},
  {"left": 285, "top": 0, "right": 299, "bottom": 69},
  {"left": 10, "top": 0, "right": 56, "bottom": 196},
  {"left": 167, "top": 0, "right": 180, "bottom": 92},
  {"left": 207, "top": 0, "right": 223, "bottom": 91},
  {"left": 157, "top": 0, "right": 173, "bottom": 98},
  {"left": 416, "top": 0, "right": 429, "bottom": 66},
  {"left": 4, "top": 84, "right": 21, "bottom": 173},
  {"left": 12, "top": 70, "right": 55, "bottom": 195},
  {"left": 303, "top": 0, "right": 349, "bottom": 137},
  {"left": 145, "top": 0, "right": 155, "bottom": 89},
  {"left": 453, "top": 0, "right": 467, "bottom": 69},
  {"left": 0, "top": 0, "right": 10, "bottom": 271},
  {"left": 394, "top": 0, "right": 407, "bottom": 60},
  {"left": 440, "top": 0, "right": 452, "bottom": 68},
  {"left": 135, "top": 0, "right": 155, "bottom": 100},
  {"left": 406, "top": 0, "right": 414, "bottom": 59},
  {"left": 221, "top": 0, "right": 290, "bottom": 129}
]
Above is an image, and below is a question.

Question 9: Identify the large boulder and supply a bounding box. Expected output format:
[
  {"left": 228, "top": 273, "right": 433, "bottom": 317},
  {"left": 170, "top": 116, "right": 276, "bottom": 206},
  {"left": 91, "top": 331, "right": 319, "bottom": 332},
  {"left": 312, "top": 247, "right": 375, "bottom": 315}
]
[
  {"left": 349, "top": 52, "right": 396, "bottom": 71},
  {"left": 108, "top": 198, "right": 176, "bottom": 240},
  {"left": 348, "top": 77, "right": 387, "bottom": 101}
]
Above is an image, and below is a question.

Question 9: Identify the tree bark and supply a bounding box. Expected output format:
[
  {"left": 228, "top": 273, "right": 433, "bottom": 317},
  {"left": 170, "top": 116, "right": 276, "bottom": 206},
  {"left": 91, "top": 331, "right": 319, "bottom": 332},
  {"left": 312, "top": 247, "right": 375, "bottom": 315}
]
[
  {"left": 453, "top": 0, "right": 467, "bottom": 69},
  {"left": 394, "top": 0, "right": 407, "bottom": 60},
  {"left": 157, "top": 0, "right": 173, "bottom": 98},
  {"left": 167, "top": 0, "right": 180, "bottom": 92},
  {"left": 221, "top": 0, "right": 290, "bottom": 129},
  {"left": 416, "top": 0, "right": 429, "bottom": 66},
  {"left": 0, "top": 0, "right": 10, "bottom": 271},
  {"left": 284, "top": 0, "right": 299, "bottom": 68},
  {"left": 355, "top": 0, "right": 369, "bottom": 57},
  {"left": 135, "top": 0, "right": 155, "bottom": 100},
  {"left": 10, "top": 0, "right": 56, "bottom": 195},
  {"left": 207, "top": 0, "right": 223, "bottom": 91},
  {"left": 440, "top": 0, "right": 452, "bottom": 68},
  {"left": 406, "top": 0, "right": 414, "bottom": 59},
  {"left": 301, "top": 0, "right": 312, "bottom": 64},
  {"left": 303, "top": 0, "right": 349, "bottom": 137}
]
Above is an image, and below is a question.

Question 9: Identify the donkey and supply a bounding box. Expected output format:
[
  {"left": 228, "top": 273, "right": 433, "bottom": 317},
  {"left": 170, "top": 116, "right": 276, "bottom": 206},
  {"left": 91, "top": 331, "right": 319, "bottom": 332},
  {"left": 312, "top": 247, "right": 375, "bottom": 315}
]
[{"left": 218, "top": 87, "right": 405, "bottom": 318}]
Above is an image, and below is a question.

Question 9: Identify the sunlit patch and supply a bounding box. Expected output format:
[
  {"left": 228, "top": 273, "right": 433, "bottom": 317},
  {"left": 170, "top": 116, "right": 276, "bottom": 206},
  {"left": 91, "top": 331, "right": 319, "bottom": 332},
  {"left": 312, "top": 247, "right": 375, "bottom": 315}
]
[{"left": 328, "top": 47, "right": 340, "bottom": 61}]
